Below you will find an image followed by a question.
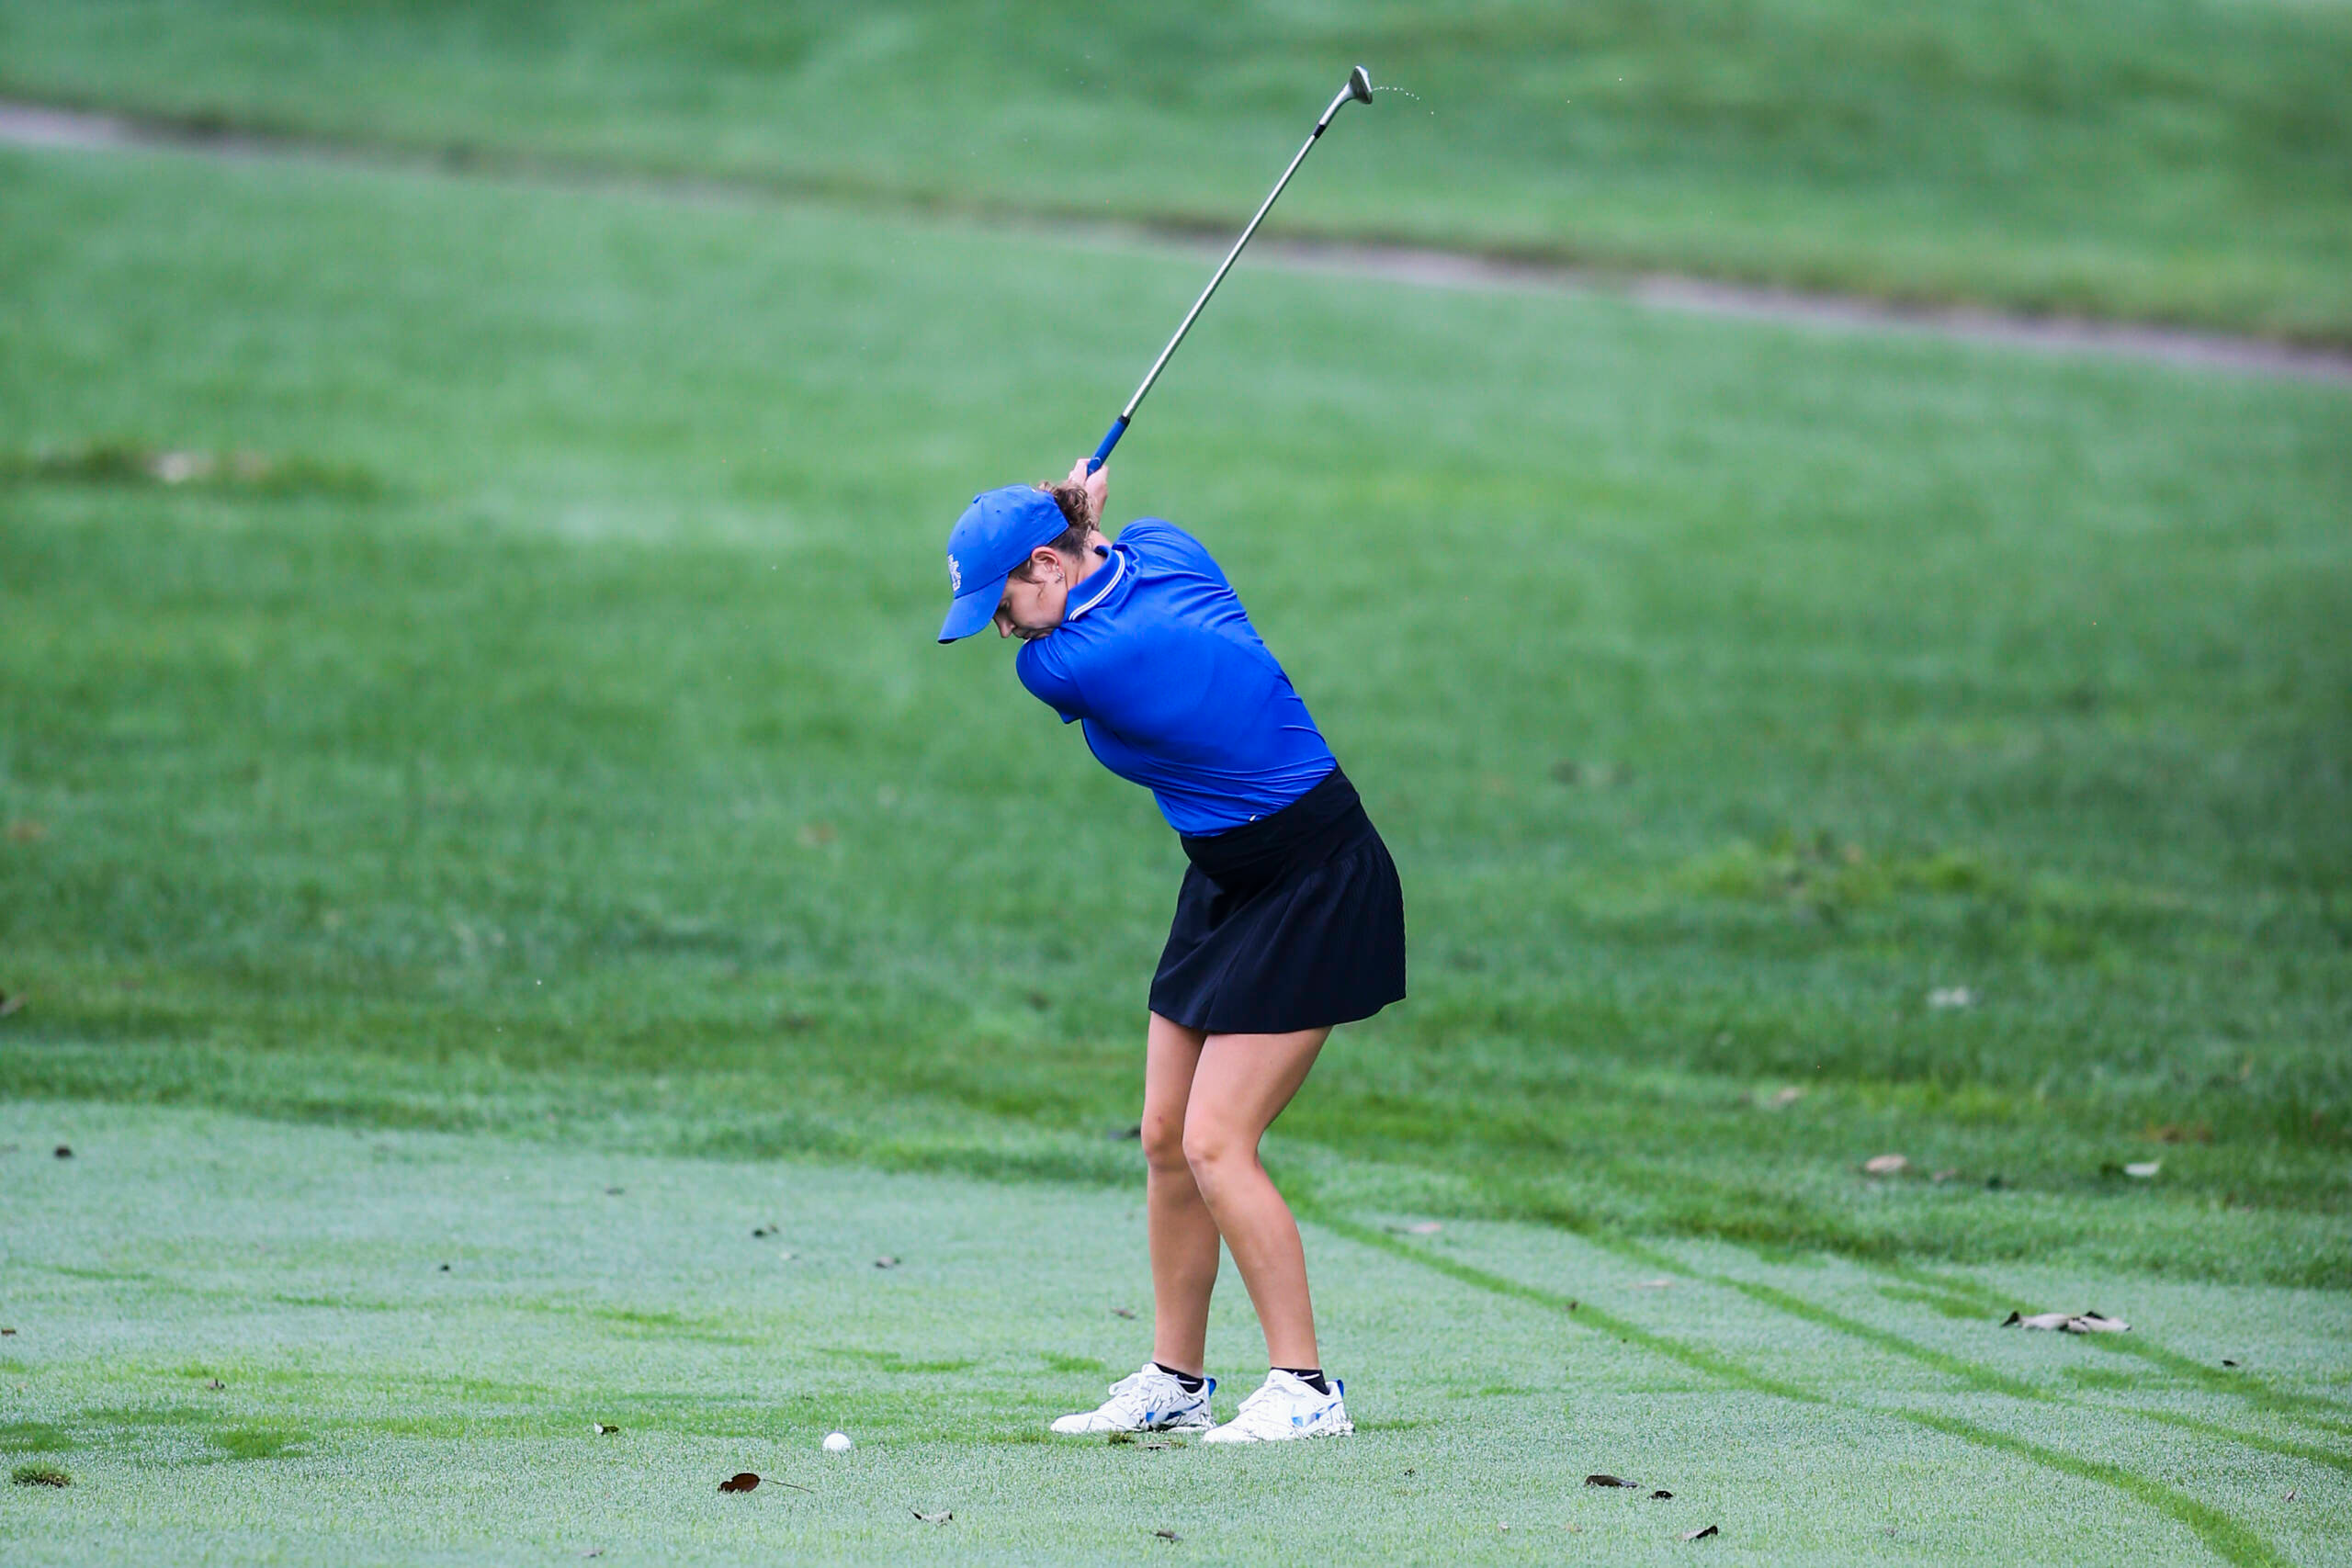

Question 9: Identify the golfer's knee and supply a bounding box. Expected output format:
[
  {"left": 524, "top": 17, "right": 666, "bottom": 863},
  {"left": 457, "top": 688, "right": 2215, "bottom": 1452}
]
[
  {"left": 1139, "top": 1109, "right": 1188, "bottom": 1173},
  {"left": 1181, "top": 1118, "right": 1250, "bottom": 1183}
]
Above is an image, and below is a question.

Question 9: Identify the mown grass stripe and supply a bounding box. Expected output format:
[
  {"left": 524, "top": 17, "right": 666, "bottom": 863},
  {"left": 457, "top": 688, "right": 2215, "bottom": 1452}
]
[
  {"left": 1570, "top": 1229, "right": 2352, "bottom": 1453},
  {"left": 1591, "top": 1239, "right": 2352, "bottom": 1478},
  {"left": 1319, "top": 1213, "right": 2291, "bottom": 1568},
  {"left": 2120, "top": 1406, "right": 2352, "bottom": 1480},
  {"left": 1894, "top": 1410, "right": 2291, "bottom": 1568},
  {"left": 1877, "top": 1258, "right": 2352, "bottom": 1429},
  {"left": 2092, "top": 1340, "right": 2352, "bottom": 1432},
  {"left": 1716, "top": 1274, "right": 2352, "bottom": 1478},
  {"left": 1720, "top": 1276, "right": 2044, "bottom": 1401},
  {"left": 1305, "top": 1212, "right": 1818, "bottom": 1403}
]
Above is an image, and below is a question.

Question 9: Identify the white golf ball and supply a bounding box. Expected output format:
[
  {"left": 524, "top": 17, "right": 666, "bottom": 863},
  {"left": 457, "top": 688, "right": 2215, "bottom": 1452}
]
[{"left": 822, "top": 1431, "right": 854, "bottom": 1454}]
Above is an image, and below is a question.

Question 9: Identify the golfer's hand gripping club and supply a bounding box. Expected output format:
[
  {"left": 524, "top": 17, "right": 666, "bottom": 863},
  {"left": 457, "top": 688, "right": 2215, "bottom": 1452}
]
[
  {"left": 1084, "top": 65, "right": 1374, "bottom": 474},
  {"left": 1061, "top": 456, "right": 1109, "bottom": 530}
]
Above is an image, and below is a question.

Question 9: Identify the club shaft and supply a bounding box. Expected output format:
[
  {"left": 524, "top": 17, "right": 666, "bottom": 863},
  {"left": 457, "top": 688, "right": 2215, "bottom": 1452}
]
[
  {"left": 1120, "top": 113, "right": 1330, "bottom": 422},
  {"left": 1089, "top": 82, "right": 1356, "bottom": 471}
]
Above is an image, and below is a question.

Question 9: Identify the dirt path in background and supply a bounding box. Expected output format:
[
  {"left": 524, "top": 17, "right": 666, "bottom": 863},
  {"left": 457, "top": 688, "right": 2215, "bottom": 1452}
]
[{"left": 7, "top": 96, "right": 2348, "bottom": 388}]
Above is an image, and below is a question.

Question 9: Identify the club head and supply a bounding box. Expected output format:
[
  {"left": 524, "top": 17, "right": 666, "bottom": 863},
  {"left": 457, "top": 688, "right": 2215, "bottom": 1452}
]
[{"left": 1348, "top": 65, "right": 1374, "bottom": 105}]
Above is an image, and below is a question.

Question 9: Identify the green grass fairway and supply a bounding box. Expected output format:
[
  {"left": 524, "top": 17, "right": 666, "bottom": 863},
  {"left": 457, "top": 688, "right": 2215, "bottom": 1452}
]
[
  {"left": 0, "top": 107, "right": 2348, "bottom": 1562},
  {"left": 5, "top": 1105, "right": 2347, "bottom": 1564},
  {"left": 2, "top": 0, "right": 2348, "bottom": 339},
  {"left": 4, "top": 140, "right": 2346, "bottom": 1289}
]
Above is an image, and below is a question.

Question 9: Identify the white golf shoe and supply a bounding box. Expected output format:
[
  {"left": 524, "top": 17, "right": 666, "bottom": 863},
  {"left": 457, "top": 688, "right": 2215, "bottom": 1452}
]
[
  {"left": 1048, "top": 1362, "right": 1216, "bottom": 1435},
  {"left": 1199, "top": 1369, "right": 1352, "bottom": 1443}
]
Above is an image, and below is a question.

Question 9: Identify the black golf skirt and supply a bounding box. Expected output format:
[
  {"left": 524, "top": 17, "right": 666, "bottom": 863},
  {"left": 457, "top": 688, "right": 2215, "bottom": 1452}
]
[{"left": 1148, "top": 765, "right": 1407, "bottom": 1035}]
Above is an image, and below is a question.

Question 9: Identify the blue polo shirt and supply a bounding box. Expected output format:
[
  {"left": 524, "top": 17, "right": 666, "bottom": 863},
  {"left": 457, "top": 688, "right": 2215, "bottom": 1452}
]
[{"left": 1015, "top": 519, "right": 1336, "bottom": 836}]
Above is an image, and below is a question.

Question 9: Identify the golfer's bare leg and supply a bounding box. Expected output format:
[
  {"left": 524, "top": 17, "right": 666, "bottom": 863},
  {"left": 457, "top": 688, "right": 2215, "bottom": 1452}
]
[
  {"left": 1182, "top": 1028, "right": 1329, "bottom": 1371},
  {"left": 1141, "top": 1012, "right": 1219, "bottom": 1376}
]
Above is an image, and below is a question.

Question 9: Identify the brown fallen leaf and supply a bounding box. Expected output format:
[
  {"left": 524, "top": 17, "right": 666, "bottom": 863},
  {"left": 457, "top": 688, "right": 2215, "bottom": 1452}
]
[
  {"left": 1154, "top": 1529, "right": 1181, "bottom": 1541},
  {"left": 1651, "top": 1489, "right": 1674, "bottom": 1499},
  {"left": 1586, "top": 1473, "right": 1640, "bottom": 1488},
  {"left": 581, "top": 1551, "right": 605, "bottom": 1560},
  {"left": 0, "top": 1329, "right": 16, "bottom": 1337},
  {"left": 912, "top": 1509, "right": 953, "bottom": 1524},
  {"left": 1111, "top": 1306, "right": 1136, "bottom": 1319},
  {"left": 52, "top": 1145, "right": 71, "bottom": 1159},
  {"left": 1862, "top": 1154, "right": 1908, "bottom": 1176},
  {"left": 204, "top": 1379, "right": 225, "bottom": 1391},
  {"left": 6, "top": 820, "right": 46, "bottom": 842},
  {"left": 2002, "top": 1308, "right": 2129, "bottom": 1333},
  {"left": 2222, "top": 1359, "right": 2240, "bottom": 1368},
  {"left": 1139, "top": 1440, "right": 1171, "bottom": 1451},
  {"left": 718, "top": 1472, "right": 760, "bottom": 1493},
  {"left": 2285, "top": 1489, "right": 2298, "bottom": 1501},
  {"left": 1931, "top": 1168, "right": 1960, "bottom": 1183},
  {"left": 1682, "top": 1524, "right": 1719, "bottom": 1540}
]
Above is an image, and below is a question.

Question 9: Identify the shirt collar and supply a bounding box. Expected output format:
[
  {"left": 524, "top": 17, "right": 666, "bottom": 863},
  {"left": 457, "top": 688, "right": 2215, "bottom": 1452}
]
[{"left": 1062, "top": 543, "right": 1127, "bottom": 625}]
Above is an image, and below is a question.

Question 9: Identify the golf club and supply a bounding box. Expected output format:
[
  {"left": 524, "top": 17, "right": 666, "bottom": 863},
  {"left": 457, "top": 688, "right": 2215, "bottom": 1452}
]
[{"left": 1084, "top": 64, "right": 1374, "bottom": 474}]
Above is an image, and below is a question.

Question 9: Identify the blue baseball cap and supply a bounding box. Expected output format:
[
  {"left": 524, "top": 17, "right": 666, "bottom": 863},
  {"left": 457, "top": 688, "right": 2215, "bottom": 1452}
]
[{"left": 937, "top": 485, "right": 1069, "bottom": 643}]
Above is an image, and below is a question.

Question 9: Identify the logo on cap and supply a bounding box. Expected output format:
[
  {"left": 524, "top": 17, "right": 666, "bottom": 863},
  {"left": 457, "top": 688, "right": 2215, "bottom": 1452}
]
[{"left": 947, "top": 554, "right": 963, "bottom": 593}]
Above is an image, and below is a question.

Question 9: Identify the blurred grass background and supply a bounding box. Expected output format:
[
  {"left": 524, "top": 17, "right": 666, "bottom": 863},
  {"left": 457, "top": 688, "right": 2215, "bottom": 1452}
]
[
  {"left": 2, "top": 0, "right": 2349, "bottom": 339},
  {"left": 3, "top": 124, "right": 2346, "bottom": 1286}
]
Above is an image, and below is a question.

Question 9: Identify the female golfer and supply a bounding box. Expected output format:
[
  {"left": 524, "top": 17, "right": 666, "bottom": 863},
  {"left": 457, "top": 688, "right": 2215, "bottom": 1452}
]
[{"left": 937, "top": 460, "right": 1405, "bottom": 1443}]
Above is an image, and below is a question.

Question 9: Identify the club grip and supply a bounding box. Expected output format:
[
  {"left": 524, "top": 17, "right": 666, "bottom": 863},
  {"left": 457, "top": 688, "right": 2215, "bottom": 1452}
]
[{"left": 1085, "top": 416, "right": 1129, "bottom": 475}]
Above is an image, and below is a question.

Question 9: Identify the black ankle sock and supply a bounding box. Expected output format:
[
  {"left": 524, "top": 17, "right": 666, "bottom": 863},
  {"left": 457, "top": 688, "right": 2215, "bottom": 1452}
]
[
  {"left": 1152, "top": 1361, "right": 1206, "bottom": 1393},
  {"left": 1274, "top": 1365, "right": 1330, "bottom": 1395}
]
